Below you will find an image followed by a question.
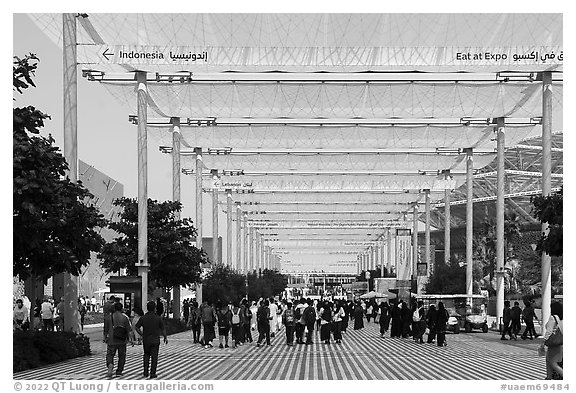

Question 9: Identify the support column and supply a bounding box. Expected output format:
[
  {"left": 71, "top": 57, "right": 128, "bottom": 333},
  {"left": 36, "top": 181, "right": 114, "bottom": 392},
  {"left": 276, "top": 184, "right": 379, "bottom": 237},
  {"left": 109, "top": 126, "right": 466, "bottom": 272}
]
[
  {"left": 226, "top": 190, "right": 233, "bottom": 266},
  {"left": 135, "top": 71, "right": 149, "bottom": 311},
  {"left": 243, "top": 213, "right": 249, "bottom": 272},
  {"left": 466, "top": 149, "right": 474, "bottom": 295},
  {"left": 195, "top": 147, "right": 203, "bottom": 249},
  {"left": 496, "top": 118, "right": 506, "bottom": 325},
  {"left": 194, "top": 147, "right": 203, "bottom": 305},
  {"left": 62, "top": 13, "right": 79, "bottom": 332},
  {"left": 425, "top": 190, "right": 431, "bottom": 277},
  {"left": 541, "top": 71, "right": 553, "bottom": 327},
  {"left": 386, "top": 228, "right": 393, "bottom": 275},
  {"left": 412, "top": 206, "right": 419, "bottom": 288},
  {"left": 444, "top": 174, "right": 451, "bottom": 265},
  {"left": 171, "top": 117, "right": 181, "bottom": 319},
  {"left": 211, "top": 170, "right": 219, "bottom": 264},
  {"left": 380, "top": 240, "right": 386, "bottom": 277},
  {"left": 261, "top": 236, "right": 266, "bottom": 270},
  {"left": 236, "top": 203, "right": 242, "bottom": 271},
  {"left": 249, "top": 225, "right": 255, "bottom": 273}
]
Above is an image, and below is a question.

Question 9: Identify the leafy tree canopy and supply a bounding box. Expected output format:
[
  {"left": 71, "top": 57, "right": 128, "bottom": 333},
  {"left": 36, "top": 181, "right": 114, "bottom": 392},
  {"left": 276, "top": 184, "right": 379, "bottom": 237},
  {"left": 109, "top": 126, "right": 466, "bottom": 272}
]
[
  {"left": 247, "top": 269, "right": 288, "bottom": 300},
  {"left": 13, "top": 54, "right": 105, "bottom": 282},
  {"left": 98, "top": 197, "right": 204, "bottom": 290},
  {"left": 202, "top": 264, "right": 247, "bottom": 305},
  {"left": 531, "top": 188, "right": 563, "bottom": 257}
]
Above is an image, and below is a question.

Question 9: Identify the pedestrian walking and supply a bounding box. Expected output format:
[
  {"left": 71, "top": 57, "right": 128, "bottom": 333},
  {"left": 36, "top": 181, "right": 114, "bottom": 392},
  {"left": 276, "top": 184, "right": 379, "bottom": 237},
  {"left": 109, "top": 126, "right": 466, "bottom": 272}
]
[
  {"left": 54, "top": 297, "right": 64, "bottom": 332},
  {"left": 332, "top": 301, "right": 345, "bottom": 344},
  {"left": 256, "top": 299, "right": 271, "bottom": 346},
  {"left": 102, "top": 295, "right": 116, "bottom": 341},
  {"left": 390, "top": 300, "right": 402, "bottom": 338},
  {"left": 155, "top": 298, "right": 164, "bottom": 317},
  {"left": 521, "top": 300, "right": 539, "bottom": 340},
  {"left": 400, "top": 301, "right": 412, "bottom": 338},
  {"left": 131, "top": 307, "right": 144, "bottom": 345},
  {"left": 230, "top": 301, "right": 242, "bottom": 348},
  {"left": 91, "top": 296, "right": 97, "bottom": 312},
  {"left": 78, "top": 298, "right": 87, "bottom": 331},
  {"left": 216, "top": 301, "right": 232, "bottom": 348},
  {"left": 341, "top": 301, "right": 351, "bottom": 333},
  {"left": 242, "top": 299, "right": 253, "bottom": 343},
  {"left": 281, "top": 302, "right": 296, "bottom": 345},
  {"left": 353, "top": 300, "right": 364, "bottom": 330},
  {"left": 268, "top": 297, "right": 279, "bottom": 338},
  {"left": 501, "top": 300, "right": 515, "bottom": 340},
  {"left": 201, "top": 301, "right": 217, "bottom": 348},
  {"left": 378, "top": 300, "right": 390, "bottom": 337},
  {"left": 188, "top": 301, "right": 202, "bottom": 344},
  {"left": 436, "top": 301, "right": 449, "bottom": 347},
  {"left": 134, "top": 301, "right": 167, "bottom": 379},
  {"left": 183, "top": 299, "right": 190, "bottom": 325},
  {"left": 511, "top": 301, "right": 522, "bottom": 337},
  {"left": 40, "top": 297, "right": 54, "bottom": 332},
  {"left": 539, "top": 301, "right": 563, "bottom": 380},
  {"left": 303, "top": 299, "right": 316, "bottom": 345},
  {"left": 426, "top": 304, "right": 437, "bottom": 344},
  {"left": 319, "top": 301, "right": 333, "bottom": 344},
  {"left": 412, "top": 301, "right": 426, "bottom": 344},
  {"left": 13, "top": 299, "right": 30, "bottom": 331},
  {"left": 366, "top": 302, "right": 373, "bottom": 323},
  {"left": 294, "top": 298, "right": 307, "bottom": 344},
  {"left": 105, "top": 302, "right": 133, "bottom": 377}
]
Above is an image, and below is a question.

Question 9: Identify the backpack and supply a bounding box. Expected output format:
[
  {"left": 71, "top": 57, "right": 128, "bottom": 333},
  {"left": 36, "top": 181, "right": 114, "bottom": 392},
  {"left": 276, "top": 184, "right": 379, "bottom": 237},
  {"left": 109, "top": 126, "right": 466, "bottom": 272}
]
[
  {"left": 284, "top": 309, "right": 295, "bottom": 325},
  {"left": 257, "top": 306, "right": 268, "bottom": 322},
  {"left": 303, "top": 306, "right": 316, "bottom": 325},
  {"left": 412, "top": 309, "right": 421, "bottom": 322},
  {"left": 217, "top": 309, "right": 231, "bottom": 327},
  {"left": 544, "top": 316, "right": 563, "bottom": 347},
  {"left": 232, "top": 309, "right": 241, "bottom": 325}
]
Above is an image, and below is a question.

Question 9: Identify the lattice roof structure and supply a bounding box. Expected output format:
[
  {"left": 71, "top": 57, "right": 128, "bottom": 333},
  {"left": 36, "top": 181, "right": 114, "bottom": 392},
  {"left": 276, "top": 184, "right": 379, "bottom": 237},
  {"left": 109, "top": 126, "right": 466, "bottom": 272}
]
[{"left": 29, "top": 13, "right": 563, "bottom": 270}]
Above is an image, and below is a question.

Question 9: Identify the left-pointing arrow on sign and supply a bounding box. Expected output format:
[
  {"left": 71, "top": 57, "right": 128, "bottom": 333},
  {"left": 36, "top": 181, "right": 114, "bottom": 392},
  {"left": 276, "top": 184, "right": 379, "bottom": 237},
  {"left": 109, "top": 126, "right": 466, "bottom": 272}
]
[{"left": 102, "top": 48, "right": 114, "bottom": 61}]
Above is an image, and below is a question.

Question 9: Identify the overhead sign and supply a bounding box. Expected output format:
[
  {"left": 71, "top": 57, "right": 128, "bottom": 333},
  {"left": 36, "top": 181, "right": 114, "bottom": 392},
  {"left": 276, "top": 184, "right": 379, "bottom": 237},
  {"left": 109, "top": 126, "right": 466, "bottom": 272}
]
[{"left": 78, "top": 45, "right": 563, "bottom": 68}]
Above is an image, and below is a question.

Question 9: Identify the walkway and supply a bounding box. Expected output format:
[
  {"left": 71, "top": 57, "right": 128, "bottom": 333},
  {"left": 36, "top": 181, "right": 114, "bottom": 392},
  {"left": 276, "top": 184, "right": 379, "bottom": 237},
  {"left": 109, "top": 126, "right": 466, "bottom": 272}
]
[{"left": 14, "top": 322, "right": 546, "bottom": 380}]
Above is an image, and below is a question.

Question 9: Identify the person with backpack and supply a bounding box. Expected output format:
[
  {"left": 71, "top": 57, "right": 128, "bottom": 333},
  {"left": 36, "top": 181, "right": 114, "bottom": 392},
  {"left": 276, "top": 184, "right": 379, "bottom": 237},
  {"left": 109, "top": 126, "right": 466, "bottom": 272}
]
[
  {"left": 282, "top": 302, "right": 296, "bottom": 345},
  {"left": 378, "top": 300, "right": 390, "bottom": 338},
  {"left": 436, "top": 301, "right": 450, "bottom": 347},
  {"left": 294, "top": 298, "right": 307, "bottom": 344},
  {"left": 303, "top": 299, "right": 317, "bottom": 345},
  {"left": 201, "top": 301, "right": 217, "bottom": 348},
  {"left": 230, "top": 301, "right": 243, "bottom": 348},
  {"left": 216, "top": 300, "right": 232, "bottom": 348},
  {"left": 256, "top": 299, "right": 272, "bottom": 346},
  {"left": 319, "top": 300, "right": 333, "bottom": 344},
  {"left": 105, "top": 302, "right": 134, "bottom": 377},
  {"left": 412, "top": 301, "right": 426, "bottom": 344},
  {"left": 540, "top": 301, "right": 563, "bottom": 380},
  {"left": 511, "top": 301, "right": 522, "bottom": 337},
  {"left": 501, "top": 300, "right": 515, "bottom": 340}
]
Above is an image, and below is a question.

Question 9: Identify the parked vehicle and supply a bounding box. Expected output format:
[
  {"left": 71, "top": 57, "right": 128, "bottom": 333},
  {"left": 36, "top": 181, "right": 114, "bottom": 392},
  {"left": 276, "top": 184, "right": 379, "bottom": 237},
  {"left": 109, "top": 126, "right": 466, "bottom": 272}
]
[{"left": 415, "top": 294, "right": 489, "bottom": 334}]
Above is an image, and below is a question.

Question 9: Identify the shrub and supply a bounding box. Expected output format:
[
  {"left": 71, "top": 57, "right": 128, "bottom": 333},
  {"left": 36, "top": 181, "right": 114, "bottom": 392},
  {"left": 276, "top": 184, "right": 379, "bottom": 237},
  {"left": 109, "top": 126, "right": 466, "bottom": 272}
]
[
  {"left": 163, "top": 318, "right": 189, "bottom": 335},
  {"left": 13, "top": 331, "right": 91, "bottom": 373}
]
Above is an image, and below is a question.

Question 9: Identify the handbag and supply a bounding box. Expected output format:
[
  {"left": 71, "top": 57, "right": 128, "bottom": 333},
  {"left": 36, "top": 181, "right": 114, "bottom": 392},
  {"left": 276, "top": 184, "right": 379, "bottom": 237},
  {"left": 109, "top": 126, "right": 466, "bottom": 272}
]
[
  {"left": 111, "top": 314, "right": 128, "bottom": 341},
  {"left": 544, "top": 316, "right": 563, "bottom": 347}
]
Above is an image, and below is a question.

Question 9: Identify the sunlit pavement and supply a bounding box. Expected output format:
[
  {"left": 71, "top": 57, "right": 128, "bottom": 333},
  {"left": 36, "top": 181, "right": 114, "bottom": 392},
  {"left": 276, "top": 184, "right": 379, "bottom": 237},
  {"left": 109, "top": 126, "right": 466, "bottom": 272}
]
[{"left": 14, "top": 320, "right": 547, "bottom": 380}]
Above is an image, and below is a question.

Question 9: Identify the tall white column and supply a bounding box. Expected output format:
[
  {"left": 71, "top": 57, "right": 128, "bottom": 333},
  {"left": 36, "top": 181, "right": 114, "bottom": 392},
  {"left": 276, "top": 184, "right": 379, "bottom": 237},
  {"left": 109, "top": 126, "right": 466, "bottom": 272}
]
[
  {"left": 62, "top": 13, "right": 79, "bottom": 332},
  {"left": 541, "top": 71, "right": 553, "bottom": 327},
  {"left": 236, "top": 203, "right": 242, "bottom": 271},
  {"left": 135, "top": 71, "right": 149, "bottom": 309},
  {"left": 243, "top": 213, "right": 249, "bottom": 272},
  {"left": 386, "top": 228, "right": 393, "bottom": 275},
  {"left": 171, "top": 118, "right": 181, "bottom": 319},
  {"left": 195, "top": 147, "right": 203, "bottom": 250},
  {"left": 413, "top": 206, "right": 419, "bottom": 288},
  {"left": 226, "top": 190, "right": 233, "bottom": 266},
  {"left": 211, "top": 171, "right": 219, "bottom": 264},
  {"left": 496, "top": 118, "right": 506, "bottom": 325},
  {"left": 249, "top": 225, "right": 255, "bottom": 272},
  {"left": 444, "top": 175, "right": 451, "bottom": 265},
  {"left": 466, "top": 149, "right": 474, "bottom": 295},
  {"left": 425, "top": 190, "right": 431, "bottom": 275}
]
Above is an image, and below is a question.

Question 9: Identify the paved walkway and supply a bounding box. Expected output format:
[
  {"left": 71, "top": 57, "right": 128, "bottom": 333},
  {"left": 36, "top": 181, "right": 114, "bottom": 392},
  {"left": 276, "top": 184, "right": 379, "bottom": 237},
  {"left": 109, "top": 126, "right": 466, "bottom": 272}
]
[{"left": 14, "top": 322, "right": 546, "bottom": 380}]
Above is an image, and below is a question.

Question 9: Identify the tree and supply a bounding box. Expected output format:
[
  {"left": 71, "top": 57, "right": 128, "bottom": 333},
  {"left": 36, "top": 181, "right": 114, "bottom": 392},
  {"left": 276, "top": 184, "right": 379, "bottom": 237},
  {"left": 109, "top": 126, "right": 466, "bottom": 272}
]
[
  {"left": 247, "top": 269, "right": 288, "bottom": 300},
  {"left": 13, "top": 54, "right": 106, "bottom": 282},
  {"left": 531, "top": 188, "right": 563, "bottom": 257},
  {"left": 202, "top": 264, "right": 247, "bottom": 305},
  {"left": 98, "top": 198, "right": 204, "bottom": 291},
  {"left": 425, "top": 258, "right": 466, "bottom": 294}
]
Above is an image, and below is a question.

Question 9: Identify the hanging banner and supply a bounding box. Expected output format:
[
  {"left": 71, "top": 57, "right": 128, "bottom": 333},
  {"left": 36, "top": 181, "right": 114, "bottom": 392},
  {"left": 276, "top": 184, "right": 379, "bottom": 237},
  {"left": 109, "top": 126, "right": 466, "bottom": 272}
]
[{"left": 396, "top": 234, "right": 412, "bottom": 281}]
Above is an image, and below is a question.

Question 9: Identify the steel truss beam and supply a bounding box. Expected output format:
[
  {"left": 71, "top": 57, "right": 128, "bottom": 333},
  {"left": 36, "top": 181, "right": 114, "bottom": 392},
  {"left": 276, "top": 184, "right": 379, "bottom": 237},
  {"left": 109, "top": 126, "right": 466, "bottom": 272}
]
[{"left": 436, "top": 187, "right": 562, "bottom": 207}]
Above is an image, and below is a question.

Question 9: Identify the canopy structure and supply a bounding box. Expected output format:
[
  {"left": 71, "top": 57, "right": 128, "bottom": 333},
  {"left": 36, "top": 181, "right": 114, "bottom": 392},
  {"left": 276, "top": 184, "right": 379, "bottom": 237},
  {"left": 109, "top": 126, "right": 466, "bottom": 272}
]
[{"left": 29, "top": 13, "right": 562, "bottom": 325}]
